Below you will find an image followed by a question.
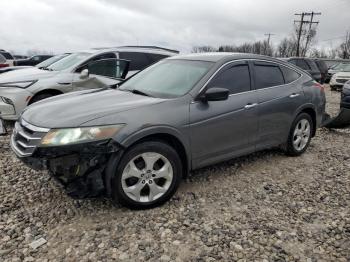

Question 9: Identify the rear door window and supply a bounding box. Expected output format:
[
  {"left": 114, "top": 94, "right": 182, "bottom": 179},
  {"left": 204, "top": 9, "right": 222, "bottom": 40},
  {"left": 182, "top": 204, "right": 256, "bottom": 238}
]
[
  {"left": 254, "top": 62, "right": 285, "bottom": 89},
  {"left": 146, "top": 53, "right": 169, "bottom": 63},
  {"left": 119, "top": 52, "right": 151, "bottom": 71},
  {"left": 207, "top": 63, "right": 251, "bottom": 94},
  {"left": 280, "top": 65, "right": 301, "bottom": 83}
]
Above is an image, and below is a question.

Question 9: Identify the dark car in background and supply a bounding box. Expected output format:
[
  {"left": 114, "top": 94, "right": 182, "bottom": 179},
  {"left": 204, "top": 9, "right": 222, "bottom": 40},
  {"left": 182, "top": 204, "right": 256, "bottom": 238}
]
[
  {"left": 313, "top": 59, "right": 328, "bottom": 84},
  {"left": 14, "top": 55, "right": 53, "bottom": 66},
  {"left": 283, "top": 57, "right": 322, "bottom": 83},
  {"left": 11, "top": 53, "right": 326, "bottom": 208},
  {"left": 0, "top": 53, "right": 71, "bottom": 74},
  {"left": 13, "top": 55, "right": 29, "bottom": 60}
]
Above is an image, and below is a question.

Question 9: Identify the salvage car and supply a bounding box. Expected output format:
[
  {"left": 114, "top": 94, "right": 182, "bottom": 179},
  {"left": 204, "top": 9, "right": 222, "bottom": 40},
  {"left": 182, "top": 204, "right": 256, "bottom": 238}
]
[
  {"left": 0, "top": 46, "right": 177, "bottom": 120},
  {"left": 11, "top": 53, "right": 326, "bottom": 209}
]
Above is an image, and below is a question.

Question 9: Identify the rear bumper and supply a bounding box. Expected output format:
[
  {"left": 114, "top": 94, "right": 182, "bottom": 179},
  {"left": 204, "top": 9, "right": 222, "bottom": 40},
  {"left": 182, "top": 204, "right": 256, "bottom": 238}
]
[{"left": 0, "top": 87, "right": 32, "bottom": 120}]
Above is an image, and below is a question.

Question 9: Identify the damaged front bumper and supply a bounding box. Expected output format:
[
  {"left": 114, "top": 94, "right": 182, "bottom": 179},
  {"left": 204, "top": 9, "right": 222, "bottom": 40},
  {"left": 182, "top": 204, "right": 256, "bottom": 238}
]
[{"left": 11, "top": 123, "right": 122, "bottom": 198}]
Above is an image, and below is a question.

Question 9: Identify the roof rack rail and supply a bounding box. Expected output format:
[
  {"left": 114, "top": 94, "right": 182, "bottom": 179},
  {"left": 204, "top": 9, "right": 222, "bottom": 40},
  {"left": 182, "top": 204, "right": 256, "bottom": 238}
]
[{"left": 119, "top": 46, "right": 179, "bottom": 54}]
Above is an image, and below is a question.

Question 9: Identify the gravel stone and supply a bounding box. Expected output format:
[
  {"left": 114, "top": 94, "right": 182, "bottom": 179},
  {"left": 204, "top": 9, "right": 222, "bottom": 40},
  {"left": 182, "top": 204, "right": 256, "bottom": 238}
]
[{"left": 0, "top": 86, "right": 349, "bottom": 261}]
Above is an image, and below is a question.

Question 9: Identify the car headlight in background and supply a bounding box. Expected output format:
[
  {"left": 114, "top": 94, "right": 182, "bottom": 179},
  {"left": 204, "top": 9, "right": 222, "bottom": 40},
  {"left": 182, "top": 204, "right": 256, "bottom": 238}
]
[
  {"left": 0, "top": 80, "right": 37, "bottom": 88},
  {"left": 40, "top": 124, "right": 125, "bottom": 146}
]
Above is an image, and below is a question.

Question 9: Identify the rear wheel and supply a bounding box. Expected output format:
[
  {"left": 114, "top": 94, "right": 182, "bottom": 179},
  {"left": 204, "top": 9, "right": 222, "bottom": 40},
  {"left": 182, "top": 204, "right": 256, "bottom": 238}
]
[
  {"left": 110, "top": 141, "right": 182, "bottom": 209},
  {"left": 286, "top": 113, "right": 313, "bottom": 156}
]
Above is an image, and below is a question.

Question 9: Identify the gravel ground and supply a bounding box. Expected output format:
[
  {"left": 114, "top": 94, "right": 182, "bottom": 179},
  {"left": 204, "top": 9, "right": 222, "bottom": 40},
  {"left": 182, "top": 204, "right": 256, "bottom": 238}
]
[{"left": 0, "top": 86, "right": 349, "bottom": 262}]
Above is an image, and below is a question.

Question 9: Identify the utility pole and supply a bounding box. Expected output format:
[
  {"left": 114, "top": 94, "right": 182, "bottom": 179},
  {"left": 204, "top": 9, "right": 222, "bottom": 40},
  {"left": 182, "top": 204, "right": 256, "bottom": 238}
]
[
  {"left": 264, "top": 33, "right": 275, "bottom": 46},
  {"left": 294, "top": 12, "right": 321, "bottom": 57}
]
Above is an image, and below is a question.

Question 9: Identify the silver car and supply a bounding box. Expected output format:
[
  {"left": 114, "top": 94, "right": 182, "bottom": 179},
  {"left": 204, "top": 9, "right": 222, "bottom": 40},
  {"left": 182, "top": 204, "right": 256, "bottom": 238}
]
[
  {"left": 11, "top": 53, "right": 326, "bottom": 209},
  {"left": 0, "top": 47, "right": 177, "bottom": 120}
]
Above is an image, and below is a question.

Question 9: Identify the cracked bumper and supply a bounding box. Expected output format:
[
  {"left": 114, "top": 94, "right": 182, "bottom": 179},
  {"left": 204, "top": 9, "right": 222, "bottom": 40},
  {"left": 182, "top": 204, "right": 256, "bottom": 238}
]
[{"left": 14, "top": 140, "right": 122, "bottom": 197}]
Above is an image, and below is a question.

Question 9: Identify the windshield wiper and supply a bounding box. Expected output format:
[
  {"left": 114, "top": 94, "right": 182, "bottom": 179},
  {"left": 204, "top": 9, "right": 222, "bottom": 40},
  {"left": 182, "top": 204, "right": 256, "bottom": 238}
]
[
  {"left": 130, "top": 89, "right": 152, "bottom": 97},
  {"left": 39, "top": 67, "right": 53, "bottom": 71}
]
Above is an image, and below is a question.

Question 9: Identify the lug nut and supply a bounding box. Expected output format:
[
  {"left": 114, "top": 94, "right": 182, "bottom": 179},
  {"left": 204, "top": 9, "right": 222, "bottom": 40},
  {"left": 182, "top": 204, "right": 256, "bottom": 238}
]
[
  {"left": 149, "top": 180, "right": 153, "bottom": 184},
  {"left": 142, "top": 180, "right": 145, "bottom": 184},
  {"left": 152, "top": 174, "right": 156, "bottom": 177}
]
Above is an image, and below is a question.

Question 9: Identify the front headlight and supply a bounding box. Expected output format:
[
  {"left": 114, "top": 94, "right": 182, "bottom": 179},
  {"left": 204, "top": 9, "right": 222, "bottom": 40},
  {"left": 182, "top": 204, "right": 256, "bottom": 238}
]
[
  {"left": 0, "top": 80, "right": 37, "bottom": 88},
  {"left": 40, "top": 124, "right": 125, "bottom": 147}
]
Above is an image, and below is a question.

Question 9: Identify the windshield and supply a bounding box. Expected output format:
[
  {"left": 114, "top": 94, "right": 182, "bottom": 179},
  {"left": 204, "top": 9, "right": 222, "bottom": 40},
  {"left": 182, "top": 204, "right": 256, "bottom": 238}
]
[
  {"left": 332, "top": 63, "right": 350, "bottom": 71},
  {"left": 119, "top": 59, "right": 213, "bottom": 98},
  {"left": 47, "top": 52, "right": 91, "bottom": 71},
  {"left": 36, "top": 54, "right": 69, "bottom": 68}
]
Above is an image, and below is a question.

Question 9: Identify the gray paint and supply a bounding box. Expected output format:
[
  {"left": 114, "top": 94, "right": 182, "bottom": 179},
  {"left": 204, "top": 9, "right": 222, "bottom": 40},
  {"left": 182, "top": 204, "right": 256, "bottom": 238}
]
[{"left": 20, "top": 53, "right": 325, "bottom": 170}]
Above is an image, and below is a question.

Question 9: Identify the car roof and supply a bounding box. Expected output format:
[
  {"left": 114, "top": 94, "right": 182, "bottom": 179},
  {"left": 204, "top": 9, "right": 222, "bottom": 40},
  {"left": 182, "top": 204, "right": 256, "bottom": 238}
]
[
  {"left": 167, "top": 52, "right": 287, "bottom": 64},
  {"left": 87, "top": 46, "right": 178, "bottom": 56}
]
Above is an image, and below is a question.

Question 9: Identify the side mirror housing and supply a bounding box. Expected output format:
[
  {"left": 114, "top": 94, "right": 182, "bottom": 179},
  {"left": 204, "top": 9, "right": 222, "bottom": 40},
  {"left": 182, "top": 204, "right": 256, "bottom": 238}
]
[
  {"left": 0, "top": 118, "right": 7, "bottom": 136},
  {"left": 80, "top": 69, "right": 89, "bottom": 79},
  {"left": 199, "top": 87, "right": 229, "bottom": 102}
]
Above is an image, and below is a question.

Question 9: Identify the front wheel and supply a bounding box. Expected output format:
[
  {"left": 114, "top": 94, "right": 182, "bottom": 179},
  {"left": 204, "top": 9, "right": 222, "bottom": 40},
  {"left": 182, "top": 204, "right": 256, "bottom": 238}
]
[
  {"left": 285, "top": 113, "right": 313, "bottom": 156},
  {"left": 110, "top": 141, "right": 182, "bottom": 209}
]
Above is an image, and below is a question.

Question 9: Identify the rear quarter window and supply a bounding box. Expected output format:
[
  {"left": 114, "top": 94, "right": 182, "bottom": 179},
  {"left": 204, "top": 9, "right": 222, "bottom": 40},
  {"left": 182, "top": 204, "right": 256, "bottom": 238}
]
[
  {"left": 280, "top": 65, "right": 301, "bottom": 83},
  {"left": 254, "top": 63, "right": 285, "bottom": 89}
]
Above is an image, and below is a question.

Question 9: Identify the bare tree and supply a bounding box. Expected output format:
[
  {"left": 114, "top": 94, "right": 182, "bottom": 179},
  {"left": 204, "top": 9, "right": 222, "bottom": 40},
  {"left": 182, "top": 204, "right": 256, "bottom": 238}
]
[
  {"left": 336, "top": 32, "right": 350, "bottom": 59},
  {"left": 191, "top": 46, "right": 217, "bottom": 53},
  {"left": 275, "top": 37, "right": 297, "bottom": 57}
]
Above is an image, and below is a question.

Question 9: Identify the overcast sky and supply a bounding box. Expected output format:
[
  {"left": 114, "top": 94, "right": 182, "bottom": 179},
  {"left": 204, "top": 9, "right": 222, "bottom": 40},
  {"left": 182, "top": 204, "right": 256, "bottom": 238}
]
[{"left": 1, "top": 0, "right": 349, "bottom": 55}]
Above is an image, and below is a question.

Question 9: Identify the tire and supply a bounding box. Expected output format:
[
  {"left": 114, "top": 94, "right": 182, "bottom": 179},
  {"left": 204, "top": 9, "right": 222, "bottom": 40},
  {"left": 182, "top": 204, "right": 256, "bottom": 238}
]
[
  {"left": 285, "top": 113, "right": 313, "bottom": 156},
  {"left": 29, "top": 93, "right": 54, "bottom": 105},
  {"left": 110, "top": 141, "right": 182, "bottom": 209}
]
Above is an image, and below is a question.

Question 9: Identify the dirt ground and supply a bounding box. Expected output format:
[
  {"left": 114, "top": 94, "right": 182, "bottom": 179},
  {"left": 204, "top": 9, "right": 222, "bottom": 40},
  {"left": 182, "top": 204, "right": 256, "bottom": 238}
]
[{"left": 0, "top": 86, "right": 349, "bottom": 262}]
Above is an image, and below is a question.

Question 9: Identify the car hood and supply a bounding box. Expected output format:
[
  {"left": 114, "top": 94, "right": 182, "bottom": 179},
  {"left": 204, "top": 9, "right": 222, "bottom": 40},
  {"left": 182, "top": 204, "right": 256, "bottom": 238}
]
[
  {"left": 22, "top": 89, "right": 166, "bottom": 128},
  {"left": 0, "top": 67, "right": 58, "bottom": 83}
]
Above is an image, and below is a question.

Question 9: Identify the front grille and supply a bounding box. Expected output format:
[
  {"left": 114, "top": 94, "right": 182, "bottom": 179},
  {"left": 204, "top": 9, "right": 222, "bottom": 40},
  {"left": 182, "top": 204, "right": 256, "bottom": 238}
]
[
  {"left": 11, "top": 119, "right": 49, "bottom": 157},
  {"left": 336, "top": 79, "right": 350, "bottom": 84}
]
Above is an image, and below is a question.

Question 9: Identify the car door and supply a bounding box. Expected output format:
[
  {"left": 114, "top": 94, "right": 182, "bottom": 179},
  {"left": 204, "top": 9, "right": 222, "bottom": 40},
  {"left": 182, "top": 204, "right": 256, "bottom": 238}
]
[
  {"left": 72, "top": 58, "right": 130, "bottom": 90},
  {"left": 252, "top": 61, "right": 304, "bottom": 149},
  {"left": 190, "top": 61, "right": 258, "bottom": 168}
]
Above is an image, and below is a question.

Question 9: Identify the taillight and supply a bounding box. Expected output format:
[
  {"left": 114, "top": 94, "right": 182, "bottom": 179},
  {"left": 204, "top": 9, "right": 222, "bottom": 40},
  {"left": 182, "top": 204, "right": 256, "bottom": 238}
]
[
  {"left": 0, "top": 63, "right": 9, "bottom": 68},
  {"left": 313, "top": 82, "right": 324, "bottom": 92}
]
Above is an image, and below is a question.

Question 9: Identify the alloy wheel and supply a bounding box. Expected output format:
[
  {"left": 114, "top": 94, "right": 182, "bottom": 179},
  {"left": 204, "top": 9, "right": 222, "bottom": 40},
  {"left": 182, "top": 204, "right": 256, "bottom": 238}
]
[
  {"left": 292, "top": 119, "right": 311, "bottom": 151},
  {"left": 121, "top": 152, "right": 173, "bottom": 203}
]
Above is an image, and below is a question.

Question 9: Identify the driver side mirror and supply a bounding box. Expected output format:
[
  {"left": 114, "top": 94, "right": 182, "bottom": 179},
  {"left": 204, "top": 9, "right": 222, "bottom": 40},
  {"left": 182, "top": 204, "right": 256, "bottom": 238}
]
[
  {"left": 80, "top": 69, "right": 89, "bottom": 79},
  {"left": 0, "top": 118, "right": 7, "bottom": 136},
  {"left": 199, "top": 87, "right": 229, "bottom": 102}
]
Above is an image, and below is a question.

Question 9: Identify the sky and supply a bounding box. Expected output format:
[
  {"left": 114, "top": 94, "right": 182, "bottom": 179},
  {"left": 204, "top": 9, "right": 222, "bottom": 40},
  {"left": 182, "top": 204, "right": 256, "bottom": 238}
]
[{"left": 1, "top": 0, "right": 349, "bottom": 55}]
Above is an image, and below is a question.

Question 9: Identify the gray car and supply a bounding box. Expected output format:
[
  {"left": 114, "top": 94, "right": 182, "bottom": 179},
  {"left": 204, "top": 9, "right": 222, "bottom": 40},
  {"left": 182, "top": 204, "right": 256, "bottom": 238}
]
[{"left": 11, "top": 53, "right": 326, "bottom": 209}]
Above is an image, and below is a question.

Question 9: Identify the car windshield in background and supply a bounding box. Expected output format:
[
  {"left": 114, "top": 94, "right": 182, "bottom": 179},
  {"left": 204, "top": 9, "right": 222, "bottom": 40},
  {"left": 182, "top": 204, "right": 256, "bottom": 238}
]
[
  {"left": 332, "top": 63, "right": 350, "bottom": 71},
  {"left": 0, "top": 52, "right": 13, "bottom": 60},
  {"left": 36, "top": 54, "right": 69, "bottom": 69},
  {"left": 119, "top": 60, "right": 213, "bottom": 98},
  {"left": 47, "top": 52, "right": 91, "bottom": 71}
]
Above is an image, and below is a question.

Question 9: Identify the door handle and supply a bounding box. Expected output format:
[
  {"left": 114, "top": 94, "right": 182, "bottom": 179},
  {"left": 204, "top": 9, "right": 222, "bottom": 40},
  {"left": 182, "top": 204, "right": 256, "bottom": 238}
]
[
  {"left": 244, "top": 103, "right": 257, "bottom": 109},
  {"left": 289, "top": 93, "right": 300, "bottom": 98}
]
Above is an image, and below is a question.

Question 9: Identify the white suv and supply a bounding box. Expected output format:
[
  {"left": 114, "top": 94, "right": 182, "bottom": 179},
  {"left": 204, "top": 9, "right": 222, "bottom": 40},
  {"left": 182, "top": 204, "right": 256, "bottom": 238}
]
[{"left": 0, "top": 46, "right": 178, "bottom": 120}]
